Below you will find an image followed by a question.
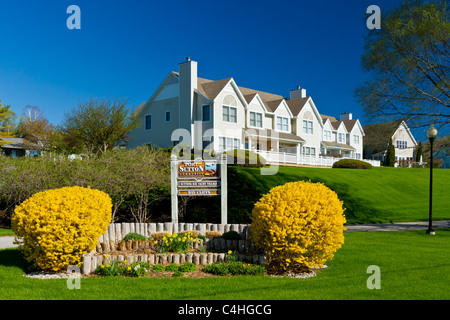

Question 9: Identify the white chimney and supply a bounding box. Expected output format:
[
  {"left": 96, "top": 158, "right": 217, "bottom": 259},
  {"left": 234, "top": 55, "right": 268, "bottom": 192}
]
[
  {"left": 340, "top": 112, "right": 353, "bottom": 121},
  {"left": 290, "top": 86, "right": 307, "bottom": 100},
  {"left": 179, "top": 57, "right": 198, "bottom": 139}
]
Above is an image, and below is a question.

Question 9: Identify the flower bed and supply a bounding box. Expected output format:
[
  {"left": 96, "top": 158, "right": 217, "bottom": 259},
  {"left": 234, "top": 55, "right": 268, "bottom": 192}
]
[{"left": 86, "top": 251, "right": 266, "bottom": 278}]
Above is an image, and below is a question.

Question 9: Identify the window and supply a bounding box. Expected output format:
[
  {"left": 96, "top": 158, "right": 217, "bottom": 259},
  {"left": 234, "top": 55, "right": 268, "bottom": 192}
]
[
  {"left": 202, "top": 137, "right": 213, "bottom": 150},
  {"left": 219, "top": 137, "right": 240, "bottom": 152},
  {"left": 338, "top": 133, "right": 345, "bottom": 143},
  {"left": 165, "top": 111, "right": 171, "bottom": 123},
  {"left": 355, "top": 153, "right": 361, "bottom": 160},
  {"left": 303, "top": 120, "right": 313, "bottom": 135},
  {"left": 302, "top": 146, "right": 314, "bottom": 156},
  {"left": 202, "top": 105, "right": 211, "bottom": 122},
  {"left": 353, "top": 135, "right": 360, "bottom": 144},
  {"left": 145, "top": 114, "right": 152, "bottom": 131},
  {"left": 249, "top": 111, "right": 263, "bottom": 128},
  {"left": 223, "top": 106, "right": 237, "bottom": 123},
  {"left": 396, "top": 140, "right": 407, "bottom": 149},
  {"left": 277, "top": 116, "right": 289, "bottom": 132},
  {"left": 324, "top": 130, "right": 331, "bottom": 141}
]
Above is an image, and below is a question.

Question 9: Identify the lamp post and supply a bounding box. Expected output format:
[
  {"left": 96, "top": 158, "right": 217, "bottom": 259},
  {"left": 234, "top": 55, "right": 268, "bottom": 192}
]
[{"left": 426, "top": 124, "right": 438, "bottom": 235}]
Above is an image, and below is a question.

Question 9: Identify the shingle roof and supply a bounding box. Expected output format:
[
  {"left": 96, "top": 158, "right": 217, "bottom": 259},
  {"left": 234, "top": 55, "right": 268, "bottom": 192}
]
[
  {"left": 197, "top": 77, "right": 232, "bottom": 101},
  {"left": 285, "top": 97, "right": 310, "bottom": 116},
  {"left": 320, "top": 114, "right": 338, "bottom": 123},
  {"left": 244, "top": 128, "right": 305, "bottom": 143},
  {"left": 362, "top": 120, "right": 403, "bottom": 144},
  {"left": 321, "top": 141, "right": 355, "bottom": 151},
  {"left": 0, "top": 137, "right": 37, "bottom": 150}
]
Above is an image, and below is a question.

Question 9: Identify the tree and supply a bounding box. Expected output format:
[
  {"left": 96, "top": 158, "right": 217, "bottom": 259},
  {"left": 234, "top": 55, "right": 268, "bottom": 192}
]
[
  {"left": 355, "top": 0, "right": 450, "bottom": 129},
  {"left": 17, "top": 106, "right": 54, "bottom": 151},
  {"left": 415, "top": 141, "right": 424, "bottom": 162},
  {"left": 60, "top": 98, "right": 140, "bottom": 155},
  {"left": 385, "top": 138, "right": 396, "bottom": 167},
  {"left": 0, "top": 100, "right": 16, "bottom": 146}
]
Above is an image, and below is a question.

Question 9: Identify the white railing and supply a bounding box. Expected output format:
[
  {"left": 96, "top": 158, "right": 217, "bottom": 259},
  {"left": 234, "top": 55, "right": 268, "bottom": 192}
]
[{"left": 254, "top": 150, "right": 380, "bottom": 167}]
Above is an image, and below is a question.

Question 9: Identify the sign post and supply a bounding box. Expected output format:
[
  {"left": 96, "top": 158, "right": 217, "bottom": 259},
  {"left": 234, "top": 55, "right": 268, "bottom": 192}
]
[
  {"left": 220, "top": 153, "right": 227, "bottom": 225},
  {"left": 170, "top": 155, "right": 179, "bottom": 224},
  {"left": 170, "top": 154, "right": 227, "bottom": 224}
]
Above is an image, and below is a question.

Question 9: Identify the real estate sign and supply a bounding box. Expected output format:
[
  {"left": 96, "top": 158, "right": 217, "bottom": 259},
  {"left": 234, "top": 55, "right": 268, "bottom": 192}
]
[{"left": 170, "top": 155, "right": 227, "bottom": 224}]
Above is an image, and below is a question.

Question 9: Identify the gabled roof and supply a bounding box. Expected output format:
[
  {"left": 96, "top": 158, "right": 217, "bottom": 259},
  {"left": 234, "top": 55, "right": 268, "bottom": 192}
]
[
  {"left": 362, "top": 120, "right": 403, "bottom": 144},
  {"left": 238, "top": 86, "right": 285, "bottom": 113},
  {"left": 342, "top": 119, "right": 358, "bottom": 132},
  {"left": 285, "top": 97, "right": 310, "bottom": 116},
  {"left": 197, "top": 77, "right": 232, "bottom": 101},
  {"left": 320, "top": 114, "right": 338, "bottom": 124},
  {"left": 320, "top": 114, "right": 359, "bottom": 133}
]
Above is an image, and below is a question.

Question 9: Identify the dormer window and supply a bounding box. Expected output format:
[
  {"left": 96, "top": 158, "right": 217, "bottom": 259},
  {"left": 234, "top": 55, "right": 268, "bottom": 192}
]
[
  {"left": 222, "top": 95, "right": 238, "bottom": 124},
  {"left": 276, "top": 116, "right": 289, "bottom": 132},
  {"left": 249, "top": 111, "right": 263, "bottom": 128},
  {"left": 303, "top": 120, "right": 313, "bottom": 135}
]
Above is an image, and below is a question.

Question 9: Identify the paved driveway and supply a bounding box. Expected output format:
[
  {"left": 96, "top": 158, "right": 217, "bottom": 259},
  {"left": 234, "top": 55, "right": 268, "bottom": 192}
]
[
  {"left": 345, "top": 220, "right": 450, "bottom": 232},
  {"left": 0, "top": 236, "right": 19, "bottom": 249}
]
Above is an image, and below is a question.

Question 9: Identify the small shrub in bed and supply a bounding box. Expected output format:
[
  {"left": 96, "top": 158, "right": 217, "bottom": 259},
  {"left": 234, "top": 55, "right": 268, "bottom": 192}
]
[
  {"left": 221, "top": 230, "right": 242, "bottom": 240},
  {"left": 123, "top": 232, "right": 147, "bottom": 242}
]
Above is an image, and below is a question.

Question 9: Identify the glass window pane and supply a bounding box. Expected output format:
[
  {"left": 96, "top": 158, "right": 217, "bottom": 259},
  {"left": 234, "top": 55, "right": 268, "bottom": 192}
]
[
  {"left": 223, "top": 106, "right": 229, "bottom": 122},
  {"left": 250, "top": 112, "right": 255, "bottom": 126},
  {"left": 203, "top": 105, "right": 210, "bottom": 122},
  {"left": 256, "top": 114, "right": 262, "bottom": 127},
  {"left": 145, "top": 115, "right": 152, "bottom": 130},
  {"left": 230, "top": 107, "right": 237, "bottom": 123},
  {"left": 234, "top": 138, "right": 239, "bottom": 149}
]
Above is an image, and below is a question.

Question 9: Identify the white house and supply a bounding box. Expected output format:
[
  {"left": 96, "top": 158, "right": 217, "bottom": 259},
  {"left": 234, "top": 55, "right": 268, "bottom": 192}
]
[
  {"left": 127, "top": 58, "right": 373, "bottom": 166},
  {"left": 363, "top": 120, "right": 417, "bottom": 165}
]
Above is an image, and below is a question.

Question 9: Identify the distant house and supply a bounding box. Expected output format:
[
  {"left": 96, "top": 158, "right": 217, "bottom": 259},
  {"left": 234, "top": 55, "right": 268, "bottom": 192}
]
[
  {"left": 434, "top": 143, "right": 450, "bottom": 169},
  {"left": 362, "top": 120, "right": 417, "bottom": 165},
  {"left": 0, "top": 137, "right": 41, "bottom": 158}
]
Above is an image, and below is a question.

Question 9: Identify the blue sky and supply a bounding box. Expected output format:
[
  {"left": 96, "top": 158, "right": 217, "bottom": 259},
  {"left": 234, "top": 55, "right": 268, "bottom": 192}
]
[{"left": 1, "top": 0, "right": 410, "bottom": 134}]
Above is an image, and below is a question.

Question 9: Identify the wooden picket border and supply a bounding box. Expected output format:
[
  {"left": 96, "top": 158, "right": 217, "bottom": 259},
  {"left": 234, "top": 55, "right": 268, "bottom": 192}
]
[{"left": 97, "top": 222, "right": 251, "bottom": 244}]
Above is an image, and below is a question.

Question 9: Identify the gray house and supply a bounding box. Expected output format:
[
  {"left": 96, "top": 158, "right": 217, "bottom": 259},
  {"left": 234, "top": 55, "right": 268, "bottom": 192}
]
[{"left": 0, "top": 137, "right": 41, "bottom": 158}]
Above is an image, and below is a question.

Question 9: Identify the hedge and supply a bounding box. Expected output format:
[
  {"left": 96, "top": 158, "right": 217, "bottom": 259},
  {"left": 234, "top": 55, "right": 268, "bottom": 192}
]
[{"left": 332, "top": 159, "right": 373, "bottom": 169}]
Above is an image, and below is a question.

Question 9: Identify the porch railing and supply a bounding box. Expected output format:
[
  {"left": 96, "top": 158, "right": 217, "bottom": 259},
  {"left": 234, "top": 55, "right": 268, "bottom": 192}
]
[{"left": 254, "top": 150, "right": 381, "bottom": 167}]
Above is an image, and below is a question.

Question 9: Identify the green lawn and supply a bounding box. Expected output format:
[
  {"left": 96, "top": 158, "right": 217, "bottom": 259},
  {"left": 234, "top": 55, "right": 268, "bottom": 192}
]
[
  {"left": 1, "top": 229, "right": 449, "bottom": 300},
  {"left": 229, "top": 166, "right": 450, "bottom": 224},
  {"left": 0, "top": 228, "right": 15, "bottom": 237}
]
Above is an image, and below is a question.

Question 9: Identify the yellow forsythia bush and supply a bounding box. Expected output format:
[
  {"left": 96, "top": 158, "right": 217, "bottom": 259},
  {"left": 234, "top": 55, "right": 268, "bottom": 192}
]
[
  {"left": 12, "top": 186, "right": 112, "bottom": 272},
  {"left": 251, "top": 181, "right": 346, "bottom": 269}
]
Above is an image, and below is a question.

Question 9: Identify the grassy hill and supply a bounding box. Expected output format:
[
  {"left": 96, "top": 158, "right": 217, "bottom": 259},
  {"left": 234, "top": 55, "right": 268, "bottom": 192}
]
[{"left": 226, "top": 165, "right": 450, "bottom": 225}]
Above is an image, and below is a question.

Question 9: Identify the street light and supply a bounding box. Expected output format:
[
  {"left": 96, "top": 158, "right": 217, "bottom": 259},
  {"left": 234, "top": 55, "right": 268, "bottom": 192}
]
[{"left": 426, "top": 124, "right": 438, "bottom": 235}]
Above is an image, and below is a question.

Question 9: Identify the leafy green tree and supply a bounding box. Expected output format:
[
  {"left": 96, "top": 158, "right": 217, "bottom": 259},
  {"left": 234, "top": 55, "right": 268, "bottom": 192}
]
[
  {"left": 60, "top": 98, "right": 140, "bottom": 155},
  {"left": 415, "top": 141, "right": 424, "bottom": 162},
  {"left": 0, "top": 100, "right": 17, "bottom": 146},
  {"left": 356, "top": 0, "right": 450, "bottom": 129},
  {"left": 385, "top": 138, "right": 396, "bottom": 167}
]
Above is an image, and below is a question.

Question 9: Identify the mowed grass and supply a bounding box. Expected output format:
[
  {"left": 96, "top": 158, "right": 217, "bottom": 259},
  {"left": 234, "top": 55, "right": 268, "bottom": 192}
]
[
  {"left": 1, "top": 229, "right": 449, "bottom": 300},
  {"left": 230, "top": 166, "right": 450, "bottom": 224},
  {"left": 0, "top": 228, "right": 15, "bottom": 237}
]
